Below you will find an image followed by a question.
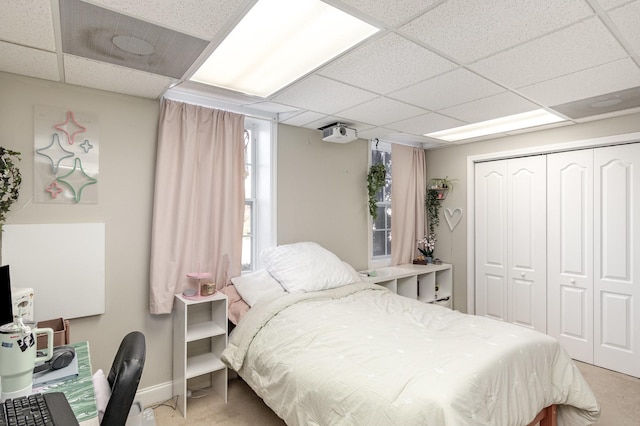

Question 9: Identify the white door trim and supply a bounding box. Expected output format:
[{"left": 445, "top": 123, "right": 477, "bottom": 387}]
[{"left": 466, "top": 131, "right": 640, "bottom": 314}]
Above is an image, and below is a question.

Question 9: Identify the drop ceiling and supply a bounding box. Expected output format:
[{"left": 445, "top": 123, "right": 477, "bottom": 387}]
[{"left": 1, "top": 0, "right": 640, "bottom": 148}]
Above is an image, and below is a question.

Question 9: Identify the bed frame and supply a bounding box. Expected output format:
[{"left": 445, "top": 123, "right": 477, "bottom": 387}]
[{"left": 528, "top": 404, "right": 557, "bottom": 426}]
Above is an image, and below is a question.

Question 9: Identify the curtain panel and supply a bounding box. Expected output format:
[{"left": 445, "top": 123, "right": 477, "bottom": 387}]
[
  {"left": 149, "top": 99, "right": 245, "bottom": 314},
  {"left": 390, "top": 144, "right": 426, "bottom": 265}
]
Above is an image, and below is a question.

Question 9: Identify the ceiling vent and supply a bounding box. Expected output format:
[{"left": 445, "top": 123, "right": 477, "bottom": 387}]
[{"left": 320, "top": 122, "right": 358, "bottom": 143}]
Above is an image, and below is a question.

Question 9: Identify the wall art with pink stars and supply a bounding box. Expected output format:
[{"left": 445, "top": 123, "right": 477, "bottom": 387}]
[{"left": 34, "top": 105, "right": 99, "bottom": 204}]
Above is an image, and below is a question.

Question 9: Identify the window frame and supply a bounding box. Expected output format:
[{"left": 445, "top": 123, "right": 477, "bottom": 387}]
[{"left": 370, "top": 140, "right": 392, "bottom": 267}]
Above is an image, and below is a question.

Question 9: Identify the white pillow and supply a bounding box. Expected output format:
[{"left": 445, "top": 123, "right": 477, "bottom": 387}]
[
  {"left": 231, "top": 269, "right": 284, "bottom": 306},
  {"left": 342, "top": 261, "right": 362, "bottom": 283},
  {"left": 92, "top": 368, "right": 111, "bottom": 423},
  {"left": 262, "top": 242, "right": 355, "bottom": 293}
]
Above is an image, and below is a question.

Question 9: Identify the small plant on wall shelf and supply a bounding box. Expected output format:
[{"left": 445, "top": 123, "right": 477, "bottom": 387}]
[
  {"left": 0, "top": 147, "right": 21, "bottom": 231},
  {"left": 367, "top": 162, "right": 386, "bottom": 220}
]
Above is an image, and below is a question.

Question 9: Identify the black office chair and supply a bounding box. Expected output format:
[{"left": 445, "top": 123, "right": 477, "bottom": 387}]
[{"left": 101, "top": 331, "right": 146, "bottom": 426}]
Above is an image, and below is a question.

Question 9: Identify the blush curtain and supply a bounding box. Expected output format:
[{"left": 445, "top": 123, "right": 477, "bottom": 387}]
[
  {"left": 149, "top": 99, "right": 245, "bottom": 314},
  {"left": 390, "top": 144, "right": 426, "bottom": 265}
]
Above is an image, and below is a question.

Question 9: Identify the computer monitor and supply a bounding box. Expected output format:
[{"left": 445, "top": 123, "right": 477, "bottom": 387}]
[{"left": 0, "top": 265, "right": 13, "bottom": 326}]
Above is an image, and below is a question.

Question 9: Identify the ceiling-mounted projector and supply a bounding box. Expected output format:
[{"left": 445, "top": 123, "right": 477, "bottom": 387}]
[{"left": 321, "top": 123, "right": 358, "bottom": 143}]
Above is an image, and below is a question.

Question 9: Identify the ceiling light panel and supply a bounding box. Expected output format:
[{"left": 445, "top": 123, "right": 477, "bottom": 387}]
[
  {"left": 190, "top": 0, "right": 379, "bottom": 97},
  {"left": 426, "top": 109, "right": 564, "bottom": 142}
]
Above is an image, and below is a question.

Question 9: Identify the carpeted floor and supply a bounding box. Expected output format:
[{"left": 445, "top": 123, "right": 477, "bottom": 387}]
[{"left": 152, "top": 361, "right": 640, "bottom": 425}]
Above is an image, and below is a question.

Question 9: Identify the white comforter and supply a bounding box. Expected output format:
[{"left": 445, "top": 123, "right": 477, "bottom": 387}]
[{"left": 222, "top": 282, "right": 600, "bottom": 425}]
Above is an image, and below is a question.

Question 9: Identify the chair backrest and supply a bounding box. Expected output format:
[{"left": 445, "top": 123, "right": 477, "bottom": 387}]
[{"left": 101, "top": 331, "right": 146, "bottom": 426}]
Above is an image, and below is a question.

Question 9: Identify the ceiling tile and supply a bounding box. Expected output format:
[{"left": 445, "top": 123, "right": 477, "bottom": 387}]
[
  {"left": 470, "top": 17, "right": 628, "bottom": 89},
  {"left": 439, "top": 92, "right": 539, "bottom": 123},
  {"left": 388, "top": 112, "right": 465, "bottom": 135},
  {"left": 608, "top": 1, "right": 640, "bottom": 54},
  {"left": 0, "top": 43, "right": 59, "bottom": 81},
  {"left": 336, "top": 97, "right": 425, "bottom": 126},
  {"left": 318, "top": 33, "right": 455, "bottom": 95},
  {"left": 355, "top": 126, "right": 391, "bottom": 141},
  {"left": 389, "top": 68, "right": 505, "bottom": 110},
  {"left": 519, "top": 58, "right": 640, "bottom": 106},
  {"left": 89, "top": 0, "right": 246, "bottom": 40},
  {"left": 64, "top": 55, "right": 175, "bottom": 98},
  {"left": 0, "top": 0, "right": 56, "bottom": 51},
  {"left": 400, "top": 0, "right": 594, "bottom": 63},
  {"left": 272, "top": 75, "right": 378, "bottom": 114},
  {"left": 281, "top": 111, "right": 333, "bottom": 127},
  {"left": 335, "top": 0, "right": 439, "bottom": 27},
  {"left": 596, "top": 0, "right": 631, "bottom": 10}
]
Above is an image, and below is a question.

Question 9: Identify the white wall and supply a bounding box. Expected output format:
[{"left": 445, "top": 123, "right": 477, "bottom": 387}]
[
  {"left": 0, "top": 71, "right": 167, "bottom": 388},
  {"left": 276, "top": 124, "right": 370, "bottom": 270},
  {"left": 425, "top": 112, "right": 640, "bottom": 312}
]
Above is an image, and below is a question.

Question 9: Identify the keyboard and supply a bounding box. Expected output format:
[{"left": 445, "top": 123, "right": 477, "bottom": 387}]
[{"left": 0, "top": 392, "right": 79, "bottom": 426}]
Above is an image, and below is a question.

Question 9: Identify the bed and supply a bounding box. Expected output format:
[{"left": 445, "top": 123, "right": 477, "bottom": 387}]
[{"left": 220, "top": 242, "right": 600, "bottom": 426}]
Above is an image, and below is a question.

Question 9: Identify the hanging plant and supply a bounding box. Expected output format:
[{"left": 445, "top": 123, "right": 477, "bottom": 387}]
[
  {"left": 426, "top": 188, "right": 441, "bottom": 236},
  {"left": 0, "top": 147, "right": 22, "bottom": 230},
  {"left": 367, "top": 162, "right": 386, "bottom": 220}
]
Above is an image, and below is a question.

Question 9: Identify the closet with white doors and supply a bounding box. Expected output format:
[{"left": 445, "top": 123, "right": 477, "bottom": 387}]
[
  {"left": 547, "top": 144, "right": 640, "bottom": 378},
  {"left": 474, "top": 155, "right": 547, "bottom": 333},
  {"left": 475, "top": 143, "right": 640, "bottom": 378}
]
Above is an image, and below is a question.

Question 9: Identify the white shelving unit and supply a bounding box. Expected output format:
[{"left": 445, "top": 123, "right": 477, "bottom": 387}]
[
  {"left": 173, "top": 292, "right": 228, "bottom": 417},
  {"left": 364, "top": 263, "right": 453, "bottom": 308}
]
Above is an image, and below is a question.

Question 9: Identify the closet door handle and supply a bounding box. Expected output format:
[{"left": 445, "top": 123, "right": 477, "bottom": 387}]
[
  {"left": 570, "top": 278, "right": 576, "bottom": 285},
  {"left": 521, "top": 272, "right": 525, "bottom": 277}
]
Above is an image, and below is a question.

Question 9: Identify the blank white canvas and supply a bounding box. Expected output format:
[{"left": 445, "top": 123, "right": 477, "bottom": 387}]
[{"left": 2, "top": 223, "right": 105, "bottom": 321}]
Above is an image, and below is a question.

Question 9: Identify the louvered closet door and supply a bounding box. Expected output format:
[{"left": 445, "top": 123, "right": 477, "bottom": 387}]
[
  {"left": 547, "top": 150, "right": 594, "bottom": 363},
  {"left": 475, "top": 157, "right": 546, "bottom": 331},
  {"left": 594, "top": 144, "right": 640, "bottom": 377}
]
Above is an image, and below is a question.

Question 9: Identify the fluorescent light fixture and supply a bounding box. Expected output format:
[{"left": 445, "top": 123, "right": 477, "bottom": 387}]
[
  {"left": 426, "top": 109, "right": 565, "bottom": 142},
  {"left": 190, "top": 0, "right": 379, "bottom": 98}
]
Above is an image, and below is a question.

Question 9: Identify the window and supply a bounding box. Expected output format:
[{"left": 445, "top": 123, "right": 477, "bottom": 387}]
[
  {"left": 371, "top": 141, "right": 392, "bottom": 260},
  {"left": 241, "top": 117, "right": 275, "bottom": 271},
  {"left": 242, "top": 129, "right": 255, "bottom": 271}
]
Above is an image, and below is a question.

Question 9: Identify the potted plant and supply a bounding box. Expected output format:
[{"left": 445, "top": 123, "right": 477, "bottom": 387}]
[
  {"left": 367, "top": 162, "right": 386, "bottom": 220},
  {"left": 0, "top": 147, "right": 22, "bottom": 230}
]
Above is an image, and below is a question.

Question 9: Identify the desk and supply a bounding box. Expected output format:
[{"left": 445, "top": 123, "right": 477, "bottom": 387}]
[{"left": 33, "top": 341, "right": 99, "bottom": 426}]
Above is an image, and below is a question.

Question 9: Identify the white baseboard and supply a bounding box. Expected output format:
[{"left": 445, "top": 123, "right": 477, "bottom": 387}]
[{"left": 135, "top": 381, "right": 174, "bottom": 409}]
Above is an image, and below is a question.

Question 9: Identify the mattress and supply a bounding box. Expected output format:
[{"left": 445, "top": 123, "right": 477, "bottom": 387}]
[{"left": 222, "top": 282, "right": 600, "bottom": 425}]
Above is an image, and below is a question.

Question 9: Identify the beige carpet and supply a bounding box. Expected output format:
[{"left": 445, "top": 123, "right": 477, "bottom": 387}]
[{"left": 153, "top": 362, "right": 640, "bottom": 425}]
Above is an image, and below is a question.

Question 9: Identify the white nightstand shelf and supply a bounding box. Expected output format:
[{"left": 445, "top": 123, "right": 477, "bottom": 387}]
[
  {"left": 364, "top": 263, "right": 453, "bottom": 308},
  {"left": 173, "top": 292, "right": 228, "bottom": 418}
]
